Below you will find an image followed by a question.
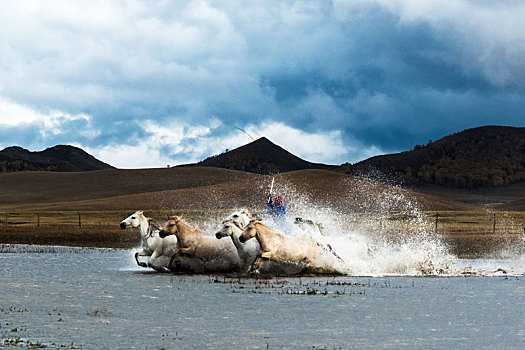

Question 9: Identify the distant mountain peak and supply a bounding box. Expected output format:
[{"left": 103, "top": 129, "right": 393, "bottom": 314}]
[{"left": 192, "top": 136, "right": 334, "bottom": 174}]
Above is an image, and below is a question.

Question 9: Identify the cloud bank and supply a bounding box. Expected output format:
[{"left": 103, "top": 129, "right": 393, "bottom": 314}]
[{"left": 0, "top": 0, "right": 524, "bottom": 168}]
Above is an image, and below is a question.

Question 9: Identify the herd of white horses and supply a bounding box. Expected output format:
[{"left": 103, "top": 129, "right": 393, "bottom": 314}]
[{"left": 120, "top": 210, "right": 370, "bottom": 275}]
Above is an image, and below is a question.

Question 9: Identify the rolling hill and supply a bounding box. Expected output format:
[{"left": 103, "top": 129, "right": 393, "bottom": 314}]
[
  {"left": 348, "top": 126, "right": 525, "bottom": 189},
  {"left": 0, "top": 166, "right": 474, "bottom": 212},
  {"left": 0, "top": 145, "right": 114, "bottom": 172}
]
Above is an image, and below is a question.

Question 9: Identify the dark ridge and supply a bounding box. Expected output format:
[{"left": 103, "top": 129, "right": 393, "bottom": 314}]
[
  {"left": 0, "top": 145, "right": 114, "bottom": 173},
  {"left": 346, "top": 126, "right": 525, "bottom": 189},
  {"left": 185, "top": 137, "right": 335, "bottom": 174}
]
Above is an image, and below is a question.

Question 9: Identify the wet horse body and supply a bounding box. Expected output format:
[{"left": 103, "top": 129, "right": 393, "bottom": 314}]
[
  {"left": 161, "top": 216, "right": 242, "bottom": 273},
  {"left": 240, "top": 220, "right": 343, "bottom": 275},
  {"left": 120, "top": 211, "right": 177, "bottom": 272},
  {"left": 215, "top": 210, "right": 261, "bottom": 272}
]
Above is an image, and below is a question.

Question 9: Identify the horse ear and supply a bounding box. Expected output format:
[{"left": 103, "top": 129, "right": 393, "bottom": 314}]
[{"left": 169, "top": 215, "right": 182, "bottom": 223}]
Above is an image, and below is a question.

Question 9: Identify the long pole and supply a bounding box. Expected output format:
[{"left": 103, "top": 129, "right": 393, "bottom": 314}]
[{"left": 267, "top": 177, "right": 275, "bottom": 204}]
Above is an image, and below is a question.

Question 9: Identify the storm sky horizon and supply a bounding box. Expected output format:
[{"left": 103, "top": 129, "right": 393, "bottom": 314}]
[{"left": 1, "top": 1, "right": 524, "bottom": 168}]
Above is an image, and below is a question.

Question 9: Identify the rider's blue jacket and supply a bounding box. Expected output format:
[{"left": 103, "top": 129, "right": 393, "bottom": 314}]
[{"left": 267, "top": 200, "right": 290, "bottom": 233}]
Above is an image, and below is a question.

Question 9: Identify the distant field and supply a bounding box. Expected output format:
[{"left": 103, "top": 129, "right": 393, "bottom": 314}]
[
  {"left": 0, "top": 168, "right": 476, "bottom": 212},
  {"left": 417, "top": 182, "right": 525, "bottom": 210}
]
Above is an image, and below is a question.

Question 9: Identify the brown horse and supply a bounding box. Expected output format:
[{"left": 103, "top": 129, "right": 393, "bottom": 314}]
[
  {"left": 239, "top": 219, "right": 342, "bottom": 275},
  {"left": 160, "top": 215, "right": 241, "bottom": 273}
]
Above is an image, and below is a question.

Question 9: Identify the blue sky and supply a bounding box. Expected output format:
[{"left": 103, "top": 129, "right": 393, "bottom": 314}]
[{"left": 0, "top": 0, "right": 524, "bottom": 168}]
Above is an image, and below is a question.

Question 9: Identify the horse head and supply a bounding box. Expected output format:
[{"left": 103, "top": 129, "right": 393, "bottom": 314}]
[
  {"left": 239, "top": 219, "right": 258, "bottom": 243},
  {"left": 215, "top": 220, "right": 235, "bottom": 239},
  {"left": 159, "top": 215, "right": 182, "bottom": 237},
  {"left": 216, "top": 210, "right": 252, "bottom": 239},
  {"left": 120, "top": 210, "right": 144, "bottom": 230}
]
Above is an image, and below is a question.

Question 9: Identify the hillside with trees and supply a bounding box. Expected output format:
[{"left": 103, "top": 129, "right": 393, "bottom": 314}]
[
  {"left": 348, "top": 126, "right": 525, "bottom": 188},
  {"left": 0, "top": 145, "right": 114, "bottom": 172}
]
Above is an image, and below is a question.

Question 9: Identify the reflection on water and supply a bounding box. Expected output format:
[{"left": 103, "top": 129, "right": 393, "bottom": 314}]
[{"left": 0, "top": 245, "right": 524, "bottom": 349}]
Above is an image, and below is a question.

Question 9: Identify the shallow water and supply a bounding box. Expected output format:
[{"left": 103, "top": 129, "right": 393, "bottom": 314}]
[{"left": 0, "top": 245, "right": 524, "bottom": 349}]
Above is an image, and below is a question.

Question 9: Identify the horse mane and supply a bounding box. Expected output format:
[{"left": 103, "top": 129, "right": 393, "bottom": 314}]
[
  {"left": 148, "top": 219, "right": 161, "bottom": 232},
  {"left": 249, "top": 219, "right": 269, "bottom": 229},
  {"left": 171, "top": 215, "right": 200, "bottom": 234}
]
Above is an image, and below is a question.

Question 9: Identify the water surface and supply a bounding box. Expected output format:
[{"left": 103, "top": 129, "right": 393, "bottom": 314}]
[{"left": 0, "top": 245, "right": 523, "bottom": 349}]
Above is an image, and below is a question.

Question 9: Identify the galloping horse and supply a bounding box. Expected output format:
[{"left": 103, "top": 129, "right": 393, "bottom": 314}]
[
  {"left": 239, "top": 219, "right": 343, "bottom": 275},
  {"left": 160, "top": 215, "right": 241, "bottom": 273},
  {"left": 215, "top": 209, "right": 260, "bottom": 271},
  {"left": 120, "top": 211, "right": 177, "bottom": 272}
]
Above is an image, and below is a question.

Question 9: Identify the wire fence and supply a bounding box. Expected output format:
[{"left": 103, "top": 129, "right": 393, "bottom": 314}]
[
  {"left": 2, "top": 210, "right": 524, "bottom": 235},
  {"left": 1, "top": 212, "right": 125, "bottom": 229}
]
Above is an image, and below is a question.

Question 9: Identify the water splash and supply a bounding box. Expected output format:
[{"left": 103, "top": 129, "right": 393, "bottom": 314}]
[
  {"left": 239, "top": 178, "right": 457, "bottom": 276},
  {"left": 257, "top": 177, "right": 525, "bottom": 276}
]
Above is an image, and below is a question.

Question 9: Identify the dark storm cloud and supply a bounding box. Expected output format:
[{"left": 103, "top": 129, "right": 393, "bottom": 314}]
[{"left": 0, "top": 1, "right": 524, "bottom": 167}]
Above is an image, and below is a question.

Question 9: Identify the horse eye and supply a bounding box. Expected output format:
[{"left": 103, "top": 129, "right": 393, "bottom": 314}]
[
  {"left": 131, "top": 216, "right": 136, "bottom": 219},
  {"left": 233, "top": 215, "right": 239, "bottom": 218}
]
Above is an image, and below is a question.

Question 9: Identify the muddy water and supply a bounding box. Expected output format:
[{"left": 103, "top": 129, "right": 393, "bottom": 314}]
[{"left": 0, "top": 245, "right": 524, "bottom": 349}]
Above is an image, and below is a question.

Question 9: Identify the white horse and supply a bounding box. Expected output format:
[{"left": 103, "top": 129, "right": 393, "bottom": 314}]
[
  {"left": 215, "top": 209, "right": 260, "bottom": 271},
  {"left": 120, "top": 211, "right": 177, "bottom": 272}
]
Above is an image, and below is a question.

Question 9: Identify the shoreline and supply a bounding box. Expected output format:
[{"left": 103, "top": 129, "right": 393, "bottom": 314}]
[{"left": 0, "top": 226, "right": 138, "bottom": 249}]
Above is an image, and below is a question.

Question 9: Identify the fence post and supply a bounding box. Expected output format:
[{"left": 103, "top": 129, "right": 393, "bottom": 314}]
[
  {"left": 37, "top": 214, "right": 40, "bottom": 228},
  {"left": 493, "top": 213, "right": 496, "bottom": 234},
  {"left": 435, "top": 212, "right": 439, "bottom": 233},
  {"left": 78, "top": 213, "right": 82, "bottom": 229}
]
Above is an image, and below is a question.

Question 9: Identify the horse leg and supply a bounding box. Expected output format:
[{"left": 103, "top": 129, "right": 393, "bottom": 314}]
[
  {"left": 317, "top": 242, "right": 344, "bottom": 263},
  {"left": 249, "top": 251, "right": 272, "bottom": 273},
  {"left": 168, "top": 251, "right": 182, "bottom": 271},
  {"left": 135, "top": 250, "right": 148, "bottom": 268},
  {"left": 179, "top": 247, "right": 194, "bottom": 256},
  {"left": 147, "top": 250, "right": 160, "bottom": 269}
]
